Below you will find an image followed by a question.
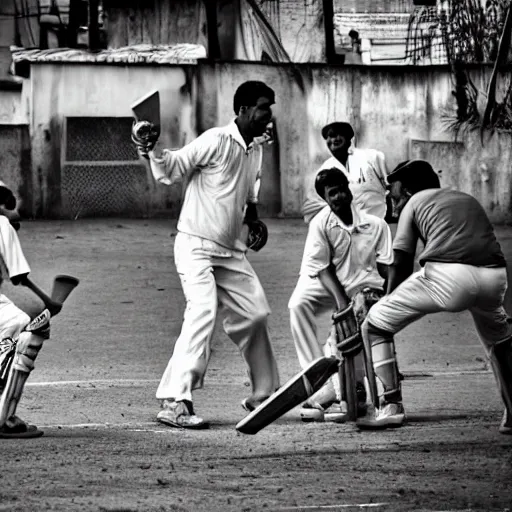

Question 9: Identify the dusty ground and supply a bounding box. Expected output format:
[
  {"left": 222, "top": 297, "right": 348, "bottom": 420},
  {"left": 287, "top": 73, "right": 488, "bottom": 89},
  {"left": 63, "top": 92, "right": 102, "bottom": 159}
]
[{"left": 0, "top": 218, "right": 511, "bottom": 512}]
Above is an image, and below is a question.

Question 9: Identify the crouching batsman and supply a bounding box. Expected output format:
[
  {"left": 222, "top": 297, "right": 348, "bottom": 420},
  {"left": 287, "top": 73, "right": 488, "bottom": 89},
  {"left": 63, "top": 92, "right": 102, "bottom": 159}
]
[
  {"left": 0, "top": 181, "right": 76, "bottom": 438},
  {"left": 357, "top": 160, "right": 512, "bottom": 434}
]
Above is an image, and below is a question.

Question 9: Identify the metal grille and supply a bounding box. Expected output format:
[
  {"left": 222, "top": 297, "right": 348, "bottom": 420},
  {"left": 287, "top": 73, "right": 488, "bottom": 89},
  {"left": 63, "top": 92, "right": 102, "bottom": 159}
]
[
  {"left": 405, "top": 7, "right": 447, "bottom": 64},
  {"left": 65, "top": 117, "right": 138, "bottom": 162},
  {"left": 61, "top": 116, "right": 149, "bottom": 218},
  {"left": 61, "top": 164, "right": 149, "bottom": 218}
]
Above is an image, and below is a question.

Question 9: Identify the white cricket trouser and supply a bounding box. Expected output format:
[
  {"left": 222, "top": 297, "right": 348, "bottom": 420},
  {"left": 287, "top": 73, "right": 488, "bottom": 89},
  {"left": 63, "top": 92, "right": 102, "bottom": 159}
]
[
  {"left": 156, "top": 232, "right": 280, "bottom": 402},
  {"left": 367, "top": 262, "right": 512, "bottom": 349},
  {"left": 0, "top": 295, "right": 30, "bottom": 341},
  {"left": 288, "top": 274, "right": 336, "bottom": 369}
]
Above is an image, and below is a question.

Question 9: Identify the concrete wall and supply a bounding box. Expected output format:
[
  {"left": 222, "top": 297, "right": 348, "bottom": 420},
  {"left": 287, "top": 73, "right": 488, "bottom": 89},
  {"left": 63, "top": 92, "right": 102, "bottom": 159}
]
[
  {"left": 196, "top": 62, "right": 512, "bottom": 223},
  {"left": 24, "top": 60, "right": 512, "bottom": 223},
  {"left": 0, "top": 86, "right": 29, "bottom": 125},
  {"left": 28, "top": 63, "right": 197, "bottom": 217}
]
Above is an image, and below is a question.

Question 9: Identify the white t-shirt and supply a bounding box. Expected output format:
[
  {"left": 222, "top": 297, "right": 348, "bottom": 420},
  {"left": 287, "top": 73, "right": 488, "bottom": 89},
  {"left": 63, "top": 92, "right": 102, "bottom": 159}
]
[
  {"left": 302, "top": 148, "right": 388, "bottom": 223},
  {"left": 0, "top": 216, "right": 30, "bottom": 283},
  {"left": 149, "top": 121, "right": 262, "bottom": 252},
  {"left": 300, "top": 205, "right": 393, "bottom": 297}
]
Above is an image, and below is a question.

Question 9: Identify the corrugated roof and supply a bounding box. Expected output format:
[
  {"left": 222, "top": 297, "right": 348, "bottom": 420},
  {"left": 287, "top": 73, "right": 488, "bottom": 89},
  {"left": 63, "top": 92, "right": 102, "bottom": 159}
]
[{"left": 10, "top": 44, "right": 207, "bottom": 65}]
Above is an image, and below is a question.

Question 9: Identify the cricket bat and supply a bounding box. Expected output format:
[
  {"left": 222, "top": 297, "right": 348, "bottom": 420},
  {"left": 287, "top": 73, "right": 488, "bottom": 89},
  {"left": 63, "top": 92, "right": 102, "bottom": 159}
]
[{"left": 131, "top": 90, "right": 161, "bottom": 134}]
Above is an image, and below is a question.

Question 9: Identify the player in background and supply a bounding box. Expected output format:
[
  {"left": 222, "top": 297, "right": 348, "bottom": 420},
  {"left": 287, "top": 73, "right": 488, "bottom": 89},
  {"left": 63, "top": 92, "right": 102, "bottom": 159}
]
[
  {"left": 289, "top": 168, "right": 393, "bottom": 422},
  {"left": 290, "top": 123, "right": 391, "bottom": 415},
  {"left": 132, "top": 81, "right": 280, "bottom": 429},
  {"left": 0, "top": 181, "right": 54, "bottom": 438},
  {"left": 357, "top": 160, "right": 512, "bottom": 433},
  {"left": 302, "top": 122, "right": 389, "bottom": 224}
]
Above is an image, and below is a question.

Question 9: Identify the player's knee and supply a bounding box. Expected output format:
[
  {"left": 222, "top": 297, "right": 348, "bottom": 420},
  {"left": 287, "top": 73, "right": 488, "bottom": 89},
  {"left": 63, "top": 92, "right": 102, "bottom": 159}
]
[
  {"left": 13, "top": 331, "right": 45, "bottom": 372},
  {"left": 288, "top": 295, "right": 312, "bottom": 318},
  {"left": 250, "top": 307, "right": 269, "bottom": 327},
  {"left": 365, "top": 320, "right": 394, "bottom": 346},
  {"left": 0, "top": 309, "right": 30, "bottom": 340}
]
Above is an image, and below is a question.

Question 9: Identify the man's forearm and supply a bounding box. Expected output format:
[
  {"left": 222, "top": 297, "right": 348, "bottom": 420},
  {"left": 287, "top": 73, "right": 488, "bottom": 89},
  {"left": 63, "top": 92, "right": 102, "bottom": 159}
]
[
  {"left": 318, "top": 265, "right": 349, "bottom": 310},
  {"left": 386, "top": 253, "right": 414, "bottom": 294},
  {"left": 386, "top": 265, "right": 409, "bottom": 294},
  {"left": 148, "top": 148, "right": 190, "bottom": 186}
]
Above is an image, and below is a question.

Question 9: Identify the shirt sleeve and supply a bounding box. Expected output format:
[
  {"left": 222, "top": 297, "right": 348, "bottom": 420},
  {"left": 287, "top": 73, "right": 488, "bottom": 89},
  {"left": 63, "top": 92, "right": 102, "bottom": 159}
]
[
  {"left": 393, "top": 198, "right": 419, "bottom": 254},
  {"left": 148, "top": 130, "right": 221, "bottom": 186},
  {"left": 302, "top": 215, "right": 332, "bottom": 278},
  {"left": 0, "top": 216, "right": 31, "bottom": 278},
  {"left": 375, "top": 220, "right": 394, "bottom": 265}
]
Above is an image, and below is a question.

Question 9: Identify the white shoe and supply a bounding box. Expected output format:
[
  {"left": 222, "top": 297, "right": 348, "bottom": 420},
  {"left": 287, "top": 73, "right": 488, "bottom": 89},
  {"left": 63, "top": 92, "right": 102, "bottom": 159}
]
[
  {"left": 300, "top": 400, "right": 348, "bottom": 423},
  {"left": 324, "top": 401, "right": 349, "bottom": 423},
  {"left": 499, "top": 408, "right": 512, "bottom": 435},
  {"left": 356, "top": 402, "right": 406, "bottom": 430},
  {"left": 156, "top": 400, "right": 209, "bottom": 429}
]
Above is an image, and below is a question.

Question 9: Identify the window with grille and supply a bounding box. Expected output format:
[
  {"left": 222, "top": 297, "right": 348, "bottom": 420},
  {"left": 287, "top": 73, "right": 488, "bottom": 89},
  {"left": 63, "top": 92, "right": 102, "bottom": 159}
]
[{"left": 61, "top": 117, "right": 150, "bottom": 218}]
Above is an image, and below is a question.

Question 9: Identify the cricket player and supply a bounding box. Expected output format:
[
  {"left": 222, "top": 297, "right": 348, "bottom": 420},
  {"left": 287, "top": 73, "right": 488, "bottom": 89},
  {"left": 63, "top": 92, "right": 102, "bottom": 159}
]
[
  {"left": 132, "top": 81, "right": 280, "bottom": 429},
  {"left": 0, "top": 182, "right": 52, "bottom": 438},
  {"left": 302, "top": 122, "right": 389, "bottom": 224},
  {"left": 357, "top": 160, "right": 512, "bottom": 434},
  {"left": 289, "top": 167, "right": 393, "bottom": 422}
]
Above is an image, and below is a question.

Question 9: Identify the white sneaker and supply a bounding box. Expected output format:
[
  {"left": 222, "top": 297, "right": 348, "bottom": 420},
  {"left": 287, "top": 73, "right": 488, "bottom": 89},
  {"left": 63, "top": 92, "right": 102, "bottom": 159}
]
[
  {"left": 300, "top": 400, "right": 348, "bottom": 423},
  {"left": 499, "top": 408, "right": 512, "bottom": 435},
  {"left": 356, "top": 402, "right": 406, "bottom": 430},
  {"left": 324, "top": 401, "right": 349, "bottom": 423},
  {"left": 156, "top": 400, "right": 209, "bottom": 429}
]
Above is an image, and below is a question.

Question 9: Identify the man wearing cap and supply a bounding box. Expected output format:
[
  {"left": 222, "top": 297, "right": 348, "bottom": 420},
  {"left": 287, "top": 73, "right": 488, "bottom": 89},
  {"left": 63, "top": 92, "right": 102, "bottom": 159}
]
[
  {"left": 356, "top": 160, "right": 512, "bottom": 434},
  {"left": 302, "top": 122, "right": 389, "bottom": 224}
]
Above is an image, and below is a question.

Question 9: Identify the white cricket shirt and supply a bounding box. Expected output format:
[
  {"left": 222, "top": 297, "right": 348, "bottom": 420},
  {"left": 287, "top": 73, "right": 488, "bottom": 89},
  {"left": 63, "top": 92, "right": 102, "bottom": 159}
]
[
  {"left": 302, "top": 148, "right": 388, "bottom": 223},
  {"left": 300, "top": 204, "right": 393, "bottom": 297},
  {"left": 0, "top": 216, "right": 30, "bottom": 278},
  {"left": 149, "top": 121, "right": 262, "bottom": 252}
]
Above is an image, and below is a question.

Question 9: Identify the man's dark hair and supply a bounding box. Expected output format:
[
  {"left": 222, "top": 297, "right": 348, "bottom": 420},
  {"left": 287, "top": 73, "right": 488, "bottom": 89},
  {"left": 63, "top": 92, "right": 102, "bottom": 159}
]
[
  {"left": 233, "top": 81, "right": 275, "bottom": 114},
  {"left": 321, "top": 122, "right": 354, "bottom": 140},
  {"left": 387, "top": 159, "right": 440, "bottom": 193},
  {"left": 315, "top": 168, "right": 349, "bottom": 199}
]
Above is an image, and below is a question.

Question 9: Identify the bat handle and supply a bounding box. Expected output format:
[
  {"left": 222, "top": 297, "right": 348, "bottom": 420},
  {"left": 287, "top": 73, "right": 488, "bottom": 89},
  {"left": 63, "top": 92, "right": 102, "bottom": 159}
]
[{"left": 21, "top": 277, "right": 63, "bottom": 317}]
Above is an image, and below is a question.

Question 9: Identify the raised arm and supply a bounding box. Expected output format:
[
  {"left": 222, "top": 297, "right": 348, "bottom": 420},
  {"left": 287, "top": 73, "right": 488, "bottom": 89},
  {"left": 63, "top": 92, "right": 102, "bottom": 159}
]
[{"left": 147, "top": 132, "right": 220, "bottom": 186}]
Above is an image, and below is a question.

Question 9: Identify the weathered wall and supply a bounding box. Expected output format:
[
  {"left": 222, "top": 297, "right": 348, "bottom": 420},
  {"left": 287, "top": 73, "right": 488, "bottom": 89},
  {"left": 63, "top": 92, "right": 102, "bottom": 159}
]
[
  {"left": 0, "top": 80, "right": 31, "bottom": 210},
  {"left": 25, "top": 60, "right": 512, "bottom": 222},
  {"left": 256, "top": 0, "right": 326, "bottom": 62},
  {"left": 196, "top": 62, "right": 512, "bottom": 223},
  {"left": 0, "top": 84, "right": 29, "bottom": 125},
  {"left": 29, "top": 63, "right": 197, "bottom": 218},
  {"left": 104, "top": 0, "right": 207, "bottom": 49}
]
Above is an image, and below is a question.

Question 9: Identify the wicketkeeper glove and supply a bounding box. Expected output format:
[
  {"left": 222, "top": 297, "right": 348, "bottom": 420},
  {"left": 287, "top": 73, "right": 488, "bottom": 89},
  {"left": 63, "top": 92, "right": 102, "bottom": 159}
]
[
  {"left": 333, "top": 303, "right": 363, "bottom": 357},
  {"left": 246, "top": 220, "right": 268, "bottom": 252},
  {"left": 131, "top": 120, "right": 160, "bottom": 158}
]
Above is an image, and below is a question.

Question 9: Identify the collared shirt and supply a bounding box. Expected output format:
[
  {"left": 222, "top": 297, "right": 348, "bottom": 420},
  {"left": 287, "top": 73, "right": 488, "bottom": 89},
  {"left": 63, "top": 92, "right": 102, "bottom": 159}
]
[
  {"left": 302, "top": 147, "right": 388, "bottom": 224},
  {"left": 394, "top": 188, "right": 506, "bottom": 268},
  {"left": 149, "top": 120, "right": 262, "bottom": 253},
  {"left": 300, "top": 204, "right": 393, "bottom": 297}
]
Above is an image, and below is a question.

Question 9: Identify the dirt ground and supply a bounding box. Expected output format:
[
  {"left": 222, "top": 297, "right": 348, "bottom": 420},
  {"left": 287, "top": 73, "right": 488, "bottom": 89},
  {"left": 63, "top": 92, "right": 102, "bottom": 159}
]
[{"left": 0, "top": 218, "right": 511, "bottom": 512}]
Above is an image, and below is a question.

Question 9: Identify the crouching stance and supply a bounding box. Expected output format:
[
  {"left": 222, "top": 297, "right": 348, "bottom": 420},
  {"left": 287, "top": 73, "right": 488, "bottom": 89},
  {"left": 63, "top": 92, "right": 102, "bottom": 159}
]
[
  {"left": 358, "top": 160, "right": 512, "bottom": 433},
  {"left": 288, "top": 168, "right": 393, "bottom": 422},
  {"left": 0, "top": 183, "right": 50, "bottom": 438}
]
